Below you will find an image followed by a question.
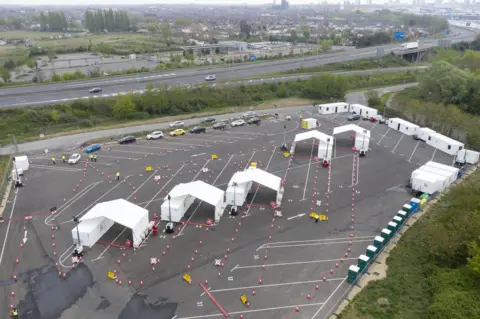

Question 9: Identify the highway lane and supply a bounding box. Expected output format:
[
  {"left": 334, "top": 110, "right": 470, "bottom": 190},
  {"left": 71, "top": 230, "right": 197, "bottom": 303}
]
[
  {"left": 1, "top": 66, "right": 428, "bottom": 108},
  {"left": 0, "top": 26, "right": 476, "bottom": 101}
]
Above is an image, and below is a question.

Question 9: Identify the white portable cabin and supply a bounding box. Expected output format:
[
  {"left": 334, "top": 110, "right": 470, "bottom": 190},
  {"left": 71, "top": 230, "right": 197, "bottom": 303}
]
[
  {"left": 456, "top": 149, "right": 480, "bottom": 165},
  {"left": 410, "top": 170, "right": 447, "bottom": 194},
  {"left": 424, "top": 161, "right": 459, "bottom": 181},
  {"left": 14, "top": 156, "right": 29, "bottom": 172},
  {"left": 426, "top": 132, "right": 464, "bottom": 156},
  {"left": 419, "top": 166, "right": 455, "bottom": 186},
  {"left": 414, "top": 127, "right": 435, "bottom": 142},
  {"left": 354, "top": 130, "right": 371, "bottom": 152},
  {"left": 349, "top": 104, "right": 378, "bottom": 117},
  {"left": 388, "top": 118, "right": 419, "bottom": 136},
  {"left": 161, "top": 194, "right": 196, "bottom": 223},
  {"left": 301, "top": 118, "right": 318, "bottom": 129},
  {"left": 318, "top": 102, "right": 349, "bottom": 115}
]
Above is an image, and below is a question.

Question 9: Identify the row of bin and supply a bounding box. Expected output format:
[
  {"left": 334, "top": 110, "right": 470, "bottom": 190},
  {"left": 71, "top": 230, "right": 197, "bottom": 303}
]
[{"left": 347, "top": 195, "right": 429, "bottom": 284}]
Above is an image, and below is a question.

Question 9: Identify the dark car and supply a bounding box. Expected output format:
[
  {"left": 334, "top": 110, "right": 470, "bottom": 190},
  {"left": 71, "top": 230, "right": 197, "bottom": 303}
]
[
  {"left": 202, "top": 118, "right": 216, "bottom": 123},
  {"left": 89, "top": 87, "right": 102, "bottom": 94},
  {"left": 119, "top": 136, "right": 136, "bottom": 144},
  {"left": 212, "top": 122, "right": 226, "bottom": 130},
  {"left": 347, "top": 114, "right": 361, "bottom": 121},
  {"left": 247, "top": 117, "right": 261, "bottom": 125},
  {"left": 190, "top": 126, "right": 206, "bottom": 134}
]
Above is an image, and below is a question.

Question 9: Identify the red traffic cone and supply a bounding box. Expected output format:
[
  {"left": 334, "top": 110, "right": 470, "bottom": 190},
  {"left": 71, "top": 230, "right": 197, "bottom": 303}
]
[{"left": 295, "top": 305, "right": 299, "bottom": 312}]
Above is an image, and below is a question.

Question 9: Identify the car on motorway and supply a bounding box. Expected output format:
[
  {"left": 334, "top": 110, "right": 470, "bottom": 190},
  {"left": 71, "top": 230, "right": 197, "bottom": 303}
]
[
  {"left": 202, "top": 118, "right": 216, "bottom": 123},
  {"left": 347, "top": 114, "right": 361, "bottom": 121},
  {"left": 190, "top": 126, "right": 206, "bottom": 134},
  {"left": 247, "top": 117, "right": 261, "bottom": 125},
  {"left": 68, "top": 153, "right": 81, "bottom": 164},
  {"left": 146, "top": 131, "right": 164, "bottom": 140},
  {"left": 169, "top": 129, "right": 186, "bottom": 136},
  {"left": 231, "top": 119, "right": 246, "bottom": 127},
  {"left": 119, "top": 136, "right": 137, "bottom": 144},
  {"left": 84, "top": 144, "right": 101, "bottom": 153},
  {"left": 169, "top": 121, "right": 184, "bottom": 128},
  {"left": 205, "top": 75, "right": 216, "bottom": 81},
  {"left": 243, "top": 111, "right": 257, "bottom": 118},
  {"left": 89, "top": 87, "right": 102, "bottom": 94},
  {"left": 212, "top": 122, "right": 227, "bottom": 130}
]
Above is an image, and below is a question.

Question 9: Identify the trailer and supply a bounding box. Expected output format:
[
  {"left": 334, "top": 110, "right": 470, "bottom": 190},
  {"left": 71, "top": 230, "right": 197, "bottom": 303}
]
[
  {"left": 349, "top": 104, "right": 378, "bottom": 117},
  {"left": 410, "top": 170, "right": 447, "bottom": 194},
  {"left": 426, "top": 132, "right": 464, "bottom": 156},
  {"left": 456, "top": 149, "right": 480, "bottom": 165},
  {"left": 301, "top": 118, "right": 318, "bottom": 129},
  {"left": 318, "top": 102, "right": 349, "bottom": 115},
  {"left": 413, "top": 127, "right": 435, "bottom": 142},
  {"left": 388, "top": 118, "right": 419, "bottom": 136},
  {"left": 400, "top": 41, "right": 419, "bottom": 50}
]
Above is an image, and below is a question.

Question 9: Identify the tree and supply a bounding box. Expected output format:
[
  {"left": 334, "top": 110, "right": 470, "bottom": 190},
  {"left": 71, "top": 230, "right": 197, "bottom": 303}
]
[
  {"left": 467, "top": 236, "right": 480, "bottom": 277},
  {"left": 159, "top": 22, "right": 173, "bottom": 45},
  {"left": 50, "top": 109, "right": 60, "bottom": 123},
  {"left": 289, "top": 30, "right": 298, "bottom": 43},
  {"left": 111, "top": 96, "right": 136, "bottom": 119},
  {"left": 365, "top": 90, "right": 382, "bottom": 108},
  {"left": 0, "top": 68, "right": 10, "bottom": 82},
  {"left": 147, "top": 23, "right": 158, "bottom": 32},
  {"left": 239, "top": 20, "right": 251, "bottom": 38},
  {"left": 302, "top": 25, "right": 310, "bottom": 39},
  {"left": 321, "top": 40, "right": 333, "bottom": 52}
]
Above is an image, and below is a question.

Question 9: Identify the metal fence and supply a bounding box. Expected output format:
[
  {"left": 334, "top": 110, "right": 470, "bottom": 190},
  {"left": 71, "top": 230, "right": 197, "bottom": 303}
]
[{"left": 0, "top": 155, "right": 13, "bottom": 203}]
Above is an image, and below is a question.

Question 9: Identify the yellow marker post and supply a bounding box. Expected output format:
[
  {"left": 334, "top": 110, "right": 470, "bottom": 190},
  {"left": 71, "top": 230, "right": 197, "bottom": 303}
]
[
  {"left": 240, "top": 294, "right": 248, "bottom": 304},
  {"left": 250, "top": 162, "right": 257, "bottom": 168},
  {"left": 319, "top": 214, "right": 328, "bottom": 221},
  {"left": 211, "top": 154, "right": 218, "bottom": 160},
  {"left": 107, "top": 271, "right": 116, "bottom": 279},
  {"left": 183, "top": 273, "right": 192, "bottom": 284},
  {"left": 283, "top": 152, "right": 290, "bottom": 157},
  {"left": 145, "top": 166, "right": 152, "bottom": 172}
]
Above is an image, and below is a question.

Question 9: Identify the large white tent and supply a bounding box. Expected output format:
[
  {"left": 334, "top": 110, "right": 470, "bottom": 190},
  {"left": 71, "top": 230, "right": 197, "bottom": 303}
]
[
  {"left": 291, "top": 130, "right": 334, "bottom": 161},
  {"left": 225, "top": 166, "right": 284, "bottom": 208},
  {"left": 161, "top": 180, "right": 225, "bottom": 223},
  {"left": 71, "top": 199, "right": 150, "bottom": 249},
  {"left": 333, "top": 124, "right": 370, "bottom": 155}
]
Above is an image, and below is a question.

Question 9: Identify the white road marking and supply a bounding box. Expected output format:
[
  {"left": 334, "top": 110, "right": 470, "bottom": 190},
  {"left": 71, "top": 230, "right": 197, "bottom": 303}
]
[
  {"left": 211, "top": 155, "right": 234, "bottom": 185},
  {"left": 256, "top": 236, "right": 375, "bottom": 251},
  {"left": 209, "top": 277, "right": 345, "bottom": 293},
  {"left": 431, "top": 148, "right": 437, "bottom": 161},
  {"left": 59, "top": 244, "right": 76, "bottom": 268},
  {"left": 30, "top": 164, "right": 83, "bottom": 172},
  {"left": 191, "top": 153, "right": 207, "bottom": 157},
  {"left": 126, "top": 170, "right": 158, "bottom": 201},
  {"left": 310, "top": 277, "right": 347, "bottom": 319},
  {"left": 302, "top": 140, "right": 315, "bottom": 200},
  {"left": 192, "top": 160, "right": 211, "bottom": 181},
  {"left": 115, "top": 143, "right": 177, "bottom": 150},
  {"left": 95, "top": 154, "right": 141, "bottom": 160},
  {"left": 287, "top": 213, "right": 305, "bottom": 220},
  {"left": 143, "top": 165, "right": 185, "bottom": 209},
  {"left": 0, "top": 188, "right": 18, "bottom": 266},
  {"left": 408, "top": 140, "right": 420, "bottom": 163},
  {"left": 377, "top": 128, "right": 391, "bottom": 145},
  {"left": 256, "top": 238, "right": 372, "bottom": 249},
  {"left": 391, "top": 134, "right": 404, "bottom": 153},
  {"left": 233, "top": 257, "right": 357, "bottom": 270}
]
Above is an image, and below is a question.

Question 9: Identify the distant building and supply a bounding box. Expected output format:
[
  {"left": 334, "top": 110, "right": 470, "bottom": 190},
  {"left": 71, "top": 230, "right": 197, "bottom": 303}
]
[{"left": 273, "top": 0, "right": 289, "bottom": 10}]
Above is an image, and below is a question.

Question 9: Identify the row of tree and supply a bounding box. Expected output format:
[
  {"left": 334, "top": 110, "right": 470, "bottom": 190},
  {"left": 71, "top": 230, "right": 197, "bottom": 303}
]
[
  {"left": 39, "top": 11, "right": 68, "bottom": 32},
  {"left": 83, "top": 9, "right": 131, "bottom": 33}
]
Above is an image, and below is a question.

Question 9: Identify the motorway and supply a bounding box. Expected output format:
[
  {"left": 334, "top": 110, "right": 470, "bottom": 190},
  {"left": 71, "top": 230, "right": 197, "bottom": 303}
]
[{"left": 0, "top": 26, "right": 477, "bottom": 108}]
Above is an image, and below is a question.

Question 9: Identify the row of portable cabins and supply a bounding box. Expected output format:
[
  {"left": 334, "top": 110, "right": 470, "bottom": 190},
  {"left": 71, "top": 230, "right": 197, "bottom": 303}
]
[
  {"left": 318, "top": 102, "right": 379, "bottom": 118},
  {"left": 348, "top": 196, "right": 428, "bottom": 284},
  {"left": 410, "top": 161, "right": 460, "bottom": 195}
]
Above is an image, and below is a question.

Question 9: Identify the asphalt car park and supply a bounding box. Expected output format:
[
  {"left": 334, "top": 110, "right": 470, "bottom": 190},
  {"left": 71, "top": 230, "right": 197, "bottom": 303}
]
[{"left": 0, "top": 108, "right": 456, "bottom": 319}]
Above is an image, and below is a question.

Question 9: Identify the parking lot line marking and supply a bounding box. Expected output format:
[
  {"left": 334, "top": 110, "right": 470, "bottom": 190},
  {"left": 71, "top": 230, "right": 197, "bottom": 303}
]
[
  {"left": 115, "top": 143, "right": 178, "bottom": 150},
  {"left": 29, "top": 164, "right": 83, "bottom": 172},
  {"left": 191, "top": 153, "right": 207, "bottom": 158},
  {"left": 391, "top": 134, "right": 404, "bottom": 153},
  {"left": 143, "top": 165, "right": 185, "bottom": 209},
  {"left": 96, "top": 154, "right": 141, "bottom": 160},
  {"left": 408, "top": 141, "right": 420, "bottom": 163},
  {"left": 244, "top": 151, "right": 256, "bottom": 170},
  {"left": 377, "top": 128, "right": 391, "bottom": 145},
  {"left": 431, "top": 148, "right": 437, "bottom": 161},
  {"left": 256, "top": 236, "right": 375, "bottom": 251},
  {"left": 193, "top": 160, "right": 211, "bottom": 181},
  {"left": 176, "top": 302, "right": 325, "bottom": 319},
  {"left": 209, "top": 277, "right": 344, "bottom": 293},
  {"left": 126, "top": 170, "right": 158, "bottom": 201},
  {"left": 310, "top": 277, "right": 347, "bottom": 319},
  {"left": 302, "top": 140, "right": 315, "bottom": 200},
  {"left": 233, "top": 257, "right": 357, "bottom": 270},
  {"left": 212, "top": 155, "right": 234, "bottom": 185},
  {"left": 256, "top": 238, "right": 373, "bottom": 249},
  {"left": 0, "top": 188, "right": 18, "bottom": 266},
  {"left": 106, "top": 149, "right": 164, "bottom": 156}
]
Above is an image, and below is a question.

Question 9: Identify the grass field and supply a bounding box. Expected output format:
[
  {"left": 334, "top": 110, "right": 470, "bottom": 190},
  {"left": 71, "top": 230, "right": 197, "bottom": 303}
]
[{"left": 0, "top": 31, "right": 67, "bottom": 39}]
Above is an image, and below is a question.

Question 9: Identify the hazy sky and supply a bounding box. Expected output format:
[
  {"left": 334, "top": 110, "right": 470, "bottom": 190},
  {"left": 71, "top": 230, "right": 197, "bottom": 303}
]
[{"left": 2, "top": 0, "right": 323, "bottom": 5}]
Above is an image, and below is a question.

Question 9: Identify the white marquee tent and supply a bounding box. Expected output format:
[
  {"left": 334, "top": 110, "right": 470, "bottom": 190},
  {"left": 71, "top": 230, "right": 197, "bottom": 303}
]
[
  {"left": 225, "top": 166, "right": 284, "bottom": 208},
  {"left": 161, "top": 180, "right": 225, "bottom": 223},
  {"left": 71, "top": 199, "right": 150, "bottom": 249},
  {"left": 290, "top": 130, "right": 334, "bottom": 161},
  {"left": 333, "top": 124, "right": 370, "bottom": 155}
]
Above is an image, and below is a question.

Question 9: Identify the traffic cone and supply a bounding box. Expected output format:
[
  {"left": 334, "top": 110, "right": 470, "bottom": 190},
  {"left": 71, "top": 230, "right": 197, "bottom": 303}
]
[
  {"left": 306, "top": 294, "right": 311, "bottom": 299},
  {"left": 295, "top": 305, "right": 299, "bottom": 312}
]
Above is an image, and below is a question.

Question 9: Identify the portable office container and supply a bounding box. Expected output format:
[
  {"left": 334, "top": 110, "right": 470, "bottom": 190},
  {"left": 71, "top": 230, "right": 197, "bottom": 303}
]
[
  {"left": 425, "top": 161, "right": 459, "bottom": 181},
  {"left": 366, "top": 245, "right": 378, "bottom": 259},
  {"left": 374, "top": 236, "right": 385, "bottom": 249},
  {"left": 397, "top": 210, "right": 407, "bottom": 219},
  {"left": 225, "top": 180, "right": 252, "bottom": 207},
  {"left": 418, "top": 166, "right": 455, "bottom": 186},
  {"left": 358, "top": 254, "right": 370, "bottom": 271},
  {"left": 14, "top": 156, "right": 29, "bottom": 172},
  {"left": 410, "top": 170, "right": 446, "bottom": 194},
  {"left": 381, "top": 228, "right": 392, "bottom": 241},
  {"left": 349, "top": 104, "right": 378, "bottom": 117},
  {"left": 354, "top": 135, "right": 370, "bottom": 153},
  {"left": 347, "top": 265, "right": 360, "bottom": 284},
  {"left": 387, "top": 221, "right": 398, "bottom": 233},
  {"left": 388, "top": 118, "right": 419, "bottom": 136},
  {"left": 318, "top": 102, "right": 349, "bottom": 115},
  {"left": 426, "top": 132, "right": 464, "bottom": 156},
  {"left": 393, "top": 216, "right": 403, "bottom": 226},
  {"left": 301, "top": 118, "right": 318, "bottom": 129},
  {"left": 456, "top": 149, "right": 480, "bottom": 165},
  {"left": 414, "top": 127, "right": 435, "bottom": 142}
]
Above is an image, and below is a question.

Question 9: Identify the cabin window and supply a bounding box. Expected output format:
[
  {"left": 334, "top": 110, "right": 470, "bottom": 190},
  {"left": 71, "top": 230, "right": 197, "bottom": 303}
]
[
  {"left": 326, "top": 108, "right": 329, "bottom": 111},
  {"left": 459, "top": 146, "right": 463, "bottom": 151},
  {"left": 448, "top": 145, "right": 451, "bottom": 150},
  {"left": 428, "top": 136, "right": 432, "bottom": 141}
]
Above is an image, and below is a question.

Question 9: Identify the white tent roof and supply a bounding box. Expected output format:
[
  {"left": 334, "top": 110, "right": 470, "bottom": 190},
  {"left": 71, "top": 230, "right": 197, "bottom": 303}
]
[
  {"left": 80, "top": 198, "right": 148, "bottom": 229},
  {"left": 333, "top": 124, "right": 370, "bottom": 138},
  {"left": 166, "top": 180, "right": 224, "bottom": 206},
  {"left": 294, "top": 130, "right": 334, "bottom": 144},
  {"left": 229, "top": 167, "right": 281, "bottom": 192}
]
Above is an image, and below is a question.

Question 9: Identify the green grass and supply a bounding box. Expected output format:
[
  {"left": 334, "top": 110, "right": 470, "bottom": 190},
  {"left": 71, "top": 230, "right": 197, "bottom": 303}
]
[
  {"left": 0, "top": 31, "right": 67, "bottom": 39},
  {"left": 0, "top": 155, "right": 9, "bottom": 179}
]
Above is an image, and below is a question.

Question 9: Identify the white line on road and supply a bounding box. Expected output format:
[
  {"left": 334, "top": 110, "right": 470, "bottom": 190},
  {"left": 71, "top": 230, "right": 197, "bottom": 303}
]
[
  {"left": 143, "top": 165, "right": 185, "bottom": 210},
  {"left": 311, "top": 277, "right": 347, "bottom": 319},
  {"left": 392, "top": 134, "right": 404, "bottom": 153},
  {"left": 95, "top": 154, "right": 141, "bottom": 160},
  {"left": 258, "top": 235, "right": 375, "bottom": 247},
  {"left": 431, "top": 148, "right": 437, "bottom": 161},
  {"left": 30, "top": 164, "right": 83, "bottom": 172},
  {"left": 192, "top": 160, "right": 211, "bottom": 181},
  {"left": 233, "top": 257, "right": 357, "bottom": 270},
  {"left": 211, "top": 154, "right": 234, "bottom": 185},
  {"left": 209, "top": 277, "right": 345, "bottom": 293},
  {"left": 126, "top": 170, "right": 158, "bottom": 201},
  {"left": 302, "top": 140, "right": 315, "bottom": 200},
  {"left": 408, "top": 140, "right": 420, "bottom": 162},
  {"left": 0, "top": 188, "right": 18, "bottom": 266},
  {"left": 256, "top": 239, "right": 372, "bottom": 249},
  {"left": 377, "top": 128, "right": 391, "bottom": 145}
]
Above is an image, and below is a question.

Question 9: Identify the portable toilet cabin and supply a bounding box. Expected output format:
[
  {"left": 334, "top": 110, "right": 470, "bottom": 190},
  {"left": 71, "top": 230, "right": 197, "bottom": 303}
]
[
  {"left": 358, "top": 254, "right": 370, "bottom": 271},
  {"left": 381, "top": 228, "right": 392, "bottom": 241},
  {"left": 301, "top": 118, "right": 318, "bottom": 129},
  {"left": 374, "top": 236, "right": 385, "bottom": 249},
  {"left": 387, "top": 221, "right": 398, "bottom": 234},
  {"left": 366, "top": 245, "right": 378, "bottom": 259},
  {"left": 410, "top": 198, "right": 421, "bottom": 212},
  {"left": 402, "top": 204, "right": 413, "bottom": 215},
  {"left": 393, "top": 216, "right": 403, "bottom": 227},
  {"left": 397, "top": 210, "right": 407, "bottom": 220},
  {"left": 347, "top": 265, "right": 360, "bottom": 284}
]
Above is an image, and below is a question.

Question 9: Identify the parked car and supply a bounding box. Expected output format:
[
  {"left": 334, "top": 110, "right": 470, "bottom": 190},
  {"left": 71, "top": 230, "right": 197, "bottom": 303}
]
[
  {"left": 146, "top": 131, "right": 164, "bottom": 140},
  {"left": 169, "top": 121, "right": 184, "bottom": 128},
  {"left": 190, "top": 126, "right": 206, "bottom": 134},
  {"left": 231, "top": 119, "right": 246, "bottom": 127},
  {"left": 347, "top": 114, "right": 361, "bottom": 121},
  {"left": 247, "top": 117, "right": 261, "bottom": 125},
  {"left": 202, "top": 118, "right": 216, "bottom": 123},
  {"left": 119, "top": 136, "right": 136, "bottom": 144},
  {"left": 205, "top": 75, "right": 216, "bottom": 81},
  {"left": 212, "top": 122, "right": 227, "bottom": 130},
  {"left": 84, "top": 144, "right": 101, "bottom": 153},
  {"left": 169, "top": 129, "right": 186, "bottom": 136},
  {"left": 68, "top": 153, "right": 81, "bottom": 164},
  {"left": 89, "top": 87, "right": 102, "bottom": 93},
  {"left": 243, "top": 111, "right": 256, "bottom": 118}
]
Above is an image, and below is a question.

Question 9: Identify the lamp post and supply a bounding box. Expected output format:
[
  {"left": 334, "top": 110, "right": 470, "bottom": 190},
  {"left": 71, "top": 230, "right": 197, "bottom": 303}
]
[
  {"left": 167, "top": 194, "right": 172, "bottom": 222},
  {"left": 232, "top": 182, "right": 238, "bottom": 215},
  {"left": 73, "top": 216, "right": 81, "bottom": 248},
  {"left": 283, "top": 124, "right": 287, "bottom": 148}
]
